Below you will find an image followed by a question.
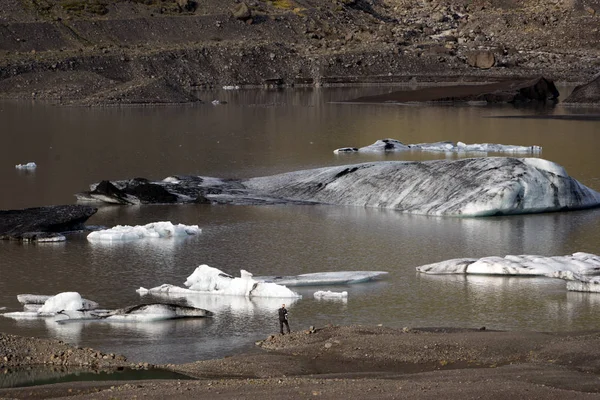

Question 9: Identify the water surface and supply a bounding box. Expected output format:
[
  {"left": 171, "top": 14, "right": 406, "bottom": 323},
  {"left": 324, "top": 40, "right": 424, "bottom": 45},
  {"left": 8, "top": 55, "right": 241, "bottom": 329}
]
[{"left": 1, "top": 87, "right": 600, "bottom": 364}]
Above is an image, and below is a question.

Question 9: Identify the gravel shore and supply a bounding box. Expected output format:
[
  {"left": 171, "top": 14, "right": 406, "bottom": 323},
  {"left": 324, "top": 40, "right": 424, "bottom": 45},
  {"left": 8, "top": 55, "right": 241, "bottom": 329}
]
[{"left": 2, "top": 325, "right": 600, "bottom": 399}]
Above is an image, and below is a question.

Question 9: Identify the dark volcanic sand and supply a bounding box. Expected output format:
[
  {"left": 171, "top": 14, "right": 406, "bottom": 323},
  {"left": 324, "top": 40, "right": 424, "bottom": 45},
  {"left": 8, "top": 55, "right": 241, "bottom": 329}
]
[{"left": 3, "top": 325, "right": 600, "bottom": 399}]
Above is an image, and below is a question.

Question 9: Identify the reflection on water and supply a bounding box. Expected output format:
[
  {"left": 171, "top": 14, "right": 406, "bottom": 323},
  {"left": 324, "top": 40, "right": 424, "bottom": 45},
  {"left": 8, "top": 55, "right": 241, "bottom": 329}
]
[{"left": 1, "top": 88, "right": 600, "bottom": 364}]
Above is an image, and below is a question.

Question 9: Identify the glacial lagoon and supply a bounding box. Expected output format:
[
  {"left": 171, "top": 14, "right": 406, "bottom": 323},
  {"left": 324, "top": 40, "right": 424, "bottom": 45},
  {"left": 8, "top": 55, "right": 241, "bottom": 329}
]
[{"left": 1, "top": 87, "right": 600, "bottom": 365}]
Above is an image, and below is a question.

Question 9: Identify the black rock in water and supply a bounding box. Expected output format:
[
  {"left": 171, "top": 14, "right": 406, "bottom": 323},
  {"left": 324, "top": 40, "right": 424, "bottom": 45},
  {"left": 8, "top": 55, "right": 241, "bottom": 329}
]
[
  {"left": 0, "top": 205, "right": 97, "bottom": 241},
  {"left": 345, "top": 77, "right": 560, "bottom": 104}
]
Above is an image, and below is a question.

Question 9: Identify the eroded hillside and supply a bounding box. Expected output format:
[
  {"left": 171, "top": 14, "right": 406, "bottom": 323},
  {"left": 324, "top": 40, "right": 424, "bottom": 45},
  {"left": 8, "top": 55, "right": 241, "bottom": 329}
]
[{"left": 0, "top": 0, "right": 599, "bottom": 103}]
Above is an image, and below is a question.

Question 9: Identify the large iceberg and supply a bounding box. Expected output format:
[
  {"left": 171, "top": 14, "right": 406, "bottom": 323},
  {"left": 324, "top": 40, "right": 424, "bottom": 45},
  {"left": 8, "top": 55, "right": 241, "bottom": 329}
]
[
  {"left": 87, "top": 221, "right": 200, "bottom": 241},
  {"left": 76, "top": 158, "right": 600, "bottom": 217},
  {"left": 334, "top": 139, "right": 542, "bottom": 154},
  {"left": 138, "top": 264, "right": 301, "bottom": 298},
  {"left": 416, "top": 252, "right": 600, "bottom": 279}
]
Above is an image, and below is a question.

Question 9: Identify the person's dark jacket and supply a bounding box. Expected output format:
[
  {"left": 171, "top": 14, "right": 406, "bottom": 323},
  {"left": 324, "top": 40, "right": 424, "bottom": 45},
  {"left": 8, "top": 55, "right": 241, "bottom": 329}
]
[{"left": 278, "top": 307, "right": 288, "bottom": 322}]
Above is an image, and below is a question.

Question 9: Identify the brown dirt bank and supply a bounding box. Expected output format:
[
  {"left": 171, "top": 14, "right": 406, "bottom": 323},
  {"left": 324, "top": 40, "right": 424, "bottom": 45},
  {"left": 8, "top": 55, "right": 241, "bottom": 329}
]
[
  {"left": 4, "top": 325, "right": 600, "bottom": 398},
  {"left": 1, "top": 0, "right": 599, "bottom": 105}
]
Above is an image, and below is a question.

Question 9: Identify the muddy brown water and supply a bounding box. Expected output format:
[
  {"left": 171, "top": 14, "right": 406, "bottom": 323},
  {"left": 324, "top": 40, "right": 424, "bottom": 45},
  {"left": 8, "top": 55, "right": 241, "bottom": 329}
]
[{"left": 1, "top": 87, "right": 600, "bottom": 365}]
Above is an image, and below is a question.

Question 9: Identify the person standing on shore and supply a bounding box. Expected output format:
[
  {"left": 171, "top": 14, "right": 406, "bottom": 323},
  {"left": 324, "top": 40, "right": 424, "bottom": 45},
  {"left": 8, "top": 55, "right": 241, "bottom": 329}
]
[{"left": 278, "top": 303, "right": 290, "bottom": 335}]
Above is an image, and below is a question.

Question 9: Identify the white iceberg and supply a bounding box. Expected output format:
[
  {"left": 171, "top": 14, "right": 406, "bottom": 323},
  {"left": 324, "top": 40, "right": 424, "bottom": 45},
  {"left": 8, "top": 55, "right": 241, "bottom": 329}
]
[
  {"left": 313, "top": 290, "right": 348, "bottom": 299},
  {"left": 139, "top": 264, "right": 301, "bottom": 298},
  {"left": 15, "top": 162, "right": 37, "bottom": 169},
  {"left": 138, "top": 289, "right": 300, "bottom": 314},
  {"left": 333, "top": 139, "right": 541, "bottom": 154},
  {"left": 39, "top": 292, "right": 89, "bottom": 313},
  {"left": 416, "top": 252, "right": 600, "bottom": 278},
  {"left": 87, "top": 221, "right": 201, "bottom": 241},
  {"left": 255, "top": 271, "right": 388, "bottom": 286}
]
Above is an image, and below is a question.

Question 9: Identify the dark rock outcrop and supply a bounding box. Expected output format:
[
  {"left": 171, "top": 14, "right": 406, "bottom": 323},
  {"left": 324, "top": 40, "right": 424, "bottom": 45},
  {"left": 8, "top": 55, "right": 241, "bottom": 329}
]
[
  {"left": 87, "top": 179, "right": 179, "bottom": 204},
  {"left": 345, "top": 77, "right": 560, "bottom": 104},
  {"left": 0, "top": 205, "right": 97, "bottom": 241},
  {"left": 563, "top": 75, "right": 600, "bottom": 104}
]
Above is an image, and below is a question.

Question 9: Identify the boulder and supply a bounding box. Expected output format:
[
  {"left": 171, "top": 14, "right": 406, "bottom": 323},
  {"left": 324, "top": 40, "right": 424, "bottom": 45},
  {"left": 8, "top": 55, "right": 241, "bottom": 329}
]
[
  {"left": 232, "top": 2, "right": 252, "bottom": 21},
  {"left": 0, "top": 205, "right": 97, "bottom": 241},
  {"left": 466, "top": 50, "right": 496, "bottom": 69},
  {"left": 345, "top": 77, "right": 559, "bottom": 104},
  {"left": 176, "top": 0, "right": 197, "bottom": 12},
  {"left": 563, "top": 75, "right": 600, "bottom": 104}
]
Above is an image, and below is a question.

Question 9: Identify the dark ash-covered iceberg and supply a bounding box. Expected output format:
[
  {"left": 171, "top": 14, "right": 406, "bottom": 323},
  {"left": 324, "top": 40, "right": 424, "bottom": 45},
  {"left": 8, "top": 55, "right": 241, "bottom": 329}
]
[{"left": 76, "top": 158, "right": 600, "bottom": 217}]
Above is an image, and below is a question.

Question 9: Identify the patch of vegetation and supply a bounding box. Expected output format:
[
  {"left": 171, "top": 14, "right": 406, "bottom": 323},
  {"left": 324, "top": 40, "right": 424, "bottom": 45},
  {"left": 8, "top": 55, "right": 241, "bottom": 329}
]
[{"left": 270, "top": 0, "right": 296, "bottom": 10}]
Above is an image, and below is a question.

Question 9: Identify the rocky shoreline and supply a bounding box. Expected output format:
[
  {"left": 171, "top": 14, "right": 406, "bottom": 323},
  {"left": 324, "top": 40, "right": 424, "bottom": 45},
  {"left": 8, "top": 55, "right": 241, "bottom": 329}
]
[
  {"left": 3, "top": 325, "right": 600, "bottom": 398},
  {"left": 1, "top": 0, "right": 599, "bottom": 105}
]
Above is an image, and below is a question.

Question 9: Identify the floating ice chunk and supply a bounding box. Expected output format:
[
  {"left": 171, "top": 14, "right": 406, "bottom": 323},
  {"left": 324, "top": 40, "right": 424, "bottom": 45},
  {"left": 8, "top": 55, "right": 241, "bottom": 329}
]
[
  {"left": 182, "top": 265, "right": 300, "bottom": 298},
  {"left": 140, "top": 265, "right": 301, "bottom": 298},
  {"left": 87, "top": 221, "right": 201, "bottom": 241},
  {"left": 39, "top": 292, "right": 87, "bottom": 313},
  {"left": 37, "top": 235, "right": 66, "bottom": 242},
  {"left": 334, "top": 139, "right": 542, "bottom": 154},
  {"left": 333, "top": 147, "right": 359, "bottom": 154},
  {"left": 15, "top": 162, "right": 36, "bottom": 169},
  {"left": 416, "top": 252, "right": 600, "bottom": 277},
  {"left": 566, "top": 276, "right": 600, "bottom": 293},
  {"left": 137, "top": 284, "right": 198, "bottom": 295},
  {"left": 314, "top": 290, "right": 348, "bottom": 299},
  {"left": 17, "top": 294, "right": 52, "bottom": 305},
  {"left": 256, "top": 271, "right": 388, "bottom": 286},
  {"left": 17, "top": 293, "right": 99, "bottom": 310},
  {"left": 57, "top": 304, "right": 212, "bottom": 322},
  {"left": 2, "top": 311, "right": 49, "bottom": 319}
]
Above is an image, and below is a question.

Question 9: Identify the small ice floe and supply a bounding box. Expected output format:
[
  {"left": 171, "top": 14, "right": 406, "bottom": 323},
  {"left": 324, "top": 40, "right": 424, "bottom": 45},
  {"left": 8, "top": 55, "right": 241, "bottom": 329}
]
[
  {"left": 256, "top": 271, "right": 388, "bottom": 286},
  {"left": 57, "top": 303, "right": 213, "bottom": 323},
  {"left": 87, "top": 221, "right": 201, "bottom": 242},
  {"left": 4, "top": 292, "right": 99, "bottom": 319},
  {"left": 416, "top": 252, "right": 600, "bottom": 278},
  {"left": 334, "top": 139, "right": 542, "bottom": 154},
  {"left": 15, "top": 162, "right": 37, "bottom": 169},
  {"left": 313, "top": 290, "right": 348, "bottom": 300},
  {"left": 138, "top": 264, "right": 301, "bottom": 298},
  {"left": 17, "top": 293, "right": 99, "bottom": 309}
]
